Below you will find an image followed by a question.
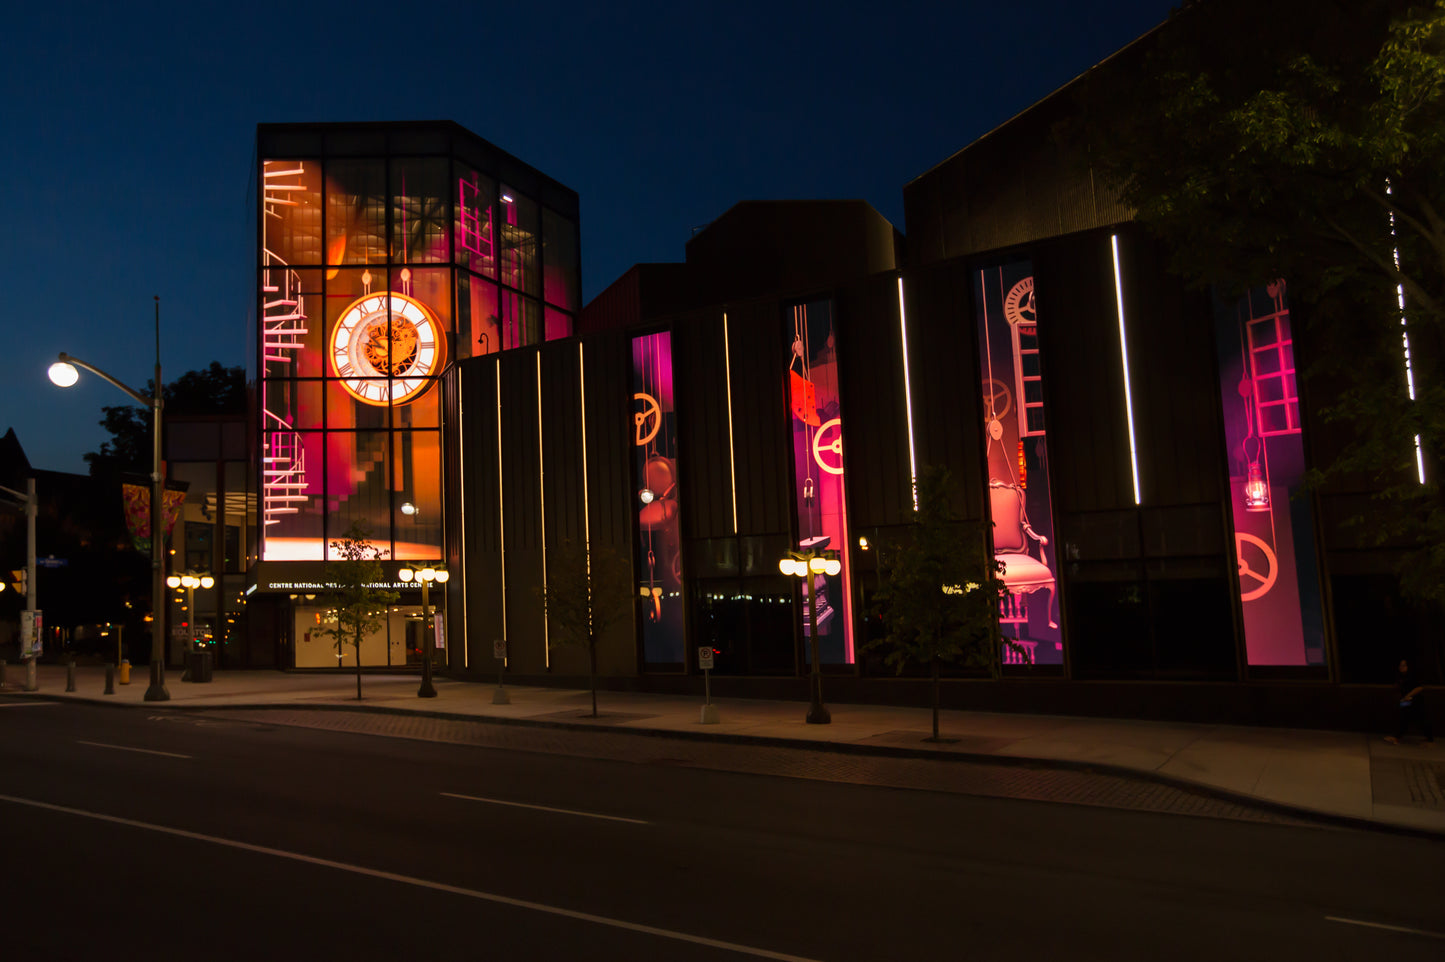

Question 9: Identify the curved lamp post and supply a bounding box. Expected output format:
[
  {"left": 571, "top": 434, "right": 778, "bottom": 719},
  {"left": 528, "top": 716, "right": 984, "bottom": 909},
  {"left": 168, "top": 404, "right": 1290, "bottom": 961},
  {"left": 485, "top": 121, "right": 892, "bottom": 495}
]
[
  {"left": 49, "top": 298, "right": 168, "bottom": 701},
  {"left": 398, "top": 563, "right": 448, "bottom": 698},
  {"left": 167, "top": 571, "right": 214, "bottom": 679},
  {"left": 779, "top": 547, "right": 842, "bottom": 724}
]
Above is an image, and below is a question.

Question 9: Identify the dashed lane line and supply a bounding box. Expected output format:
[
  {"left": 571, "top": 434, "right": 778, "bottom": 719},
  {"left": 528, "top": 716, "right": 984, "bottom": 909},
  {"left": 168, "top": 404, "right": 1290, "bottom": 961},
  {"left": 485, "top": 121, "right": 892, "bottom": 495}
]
[
  {"left": 76, "top": 740, "right": 192, "bottom": 759},
  {"left": 441, "top": 791, "right": 650, "bottom": 825},
  {"left": 0, "top": 792, "right": 821, "bottom": 962}
]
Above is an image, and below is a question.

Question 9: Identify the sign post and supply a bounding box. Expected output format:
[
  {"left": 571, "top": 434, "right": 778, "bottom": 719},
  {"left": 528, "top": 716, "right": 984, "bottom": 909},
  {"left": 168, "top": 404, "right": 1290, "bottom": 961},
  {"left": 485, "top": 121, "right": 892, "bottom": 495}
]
[
  {"left": 492, "top": 638, "right": 510, "bottom": 705},
  {"left": 698, "top": 646, "right": 718, "bottom": 724}
]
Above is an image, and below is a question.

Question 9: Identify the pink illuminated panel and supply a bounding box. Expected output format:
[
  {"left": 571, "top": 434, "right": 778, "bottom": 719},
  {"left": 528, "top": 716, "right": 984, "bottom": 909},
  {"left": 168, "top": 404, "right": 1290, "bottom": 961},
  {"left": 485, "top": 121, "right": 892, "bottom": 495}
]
[
  {"left": 1214, "top": 280, "right": 1325, "bottom": 666},
  {"left": 788, "top": 301, "right": 854, "bottom": 664},
  {"left": 975, "top": 263, "right": 1061, "bottom": 665},
  {"left": 633, "top": 332, "right": 684, "bottom": 663}
]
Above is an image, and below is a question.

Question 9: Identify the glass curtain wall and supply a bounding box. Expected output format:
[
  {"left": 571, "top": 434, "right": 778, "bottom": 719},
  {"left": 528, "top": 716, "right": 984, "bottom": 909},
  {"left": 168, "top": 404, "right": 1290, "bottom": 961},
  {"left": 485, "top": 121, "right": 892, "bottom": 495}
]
[{"left": 259, "top": 138, "right": 579, "bottom": 570}]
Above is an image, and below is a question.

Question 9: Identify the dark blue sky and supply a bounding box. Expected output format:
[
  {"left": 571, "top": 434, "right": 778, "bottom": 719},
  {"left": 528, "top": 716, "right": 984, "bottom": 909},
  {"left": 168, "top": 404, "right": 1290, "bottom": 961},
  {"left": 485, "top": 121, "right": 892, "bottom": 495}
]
[{"left": 2, "top": 0, "right": 1176, "bottom": 474}]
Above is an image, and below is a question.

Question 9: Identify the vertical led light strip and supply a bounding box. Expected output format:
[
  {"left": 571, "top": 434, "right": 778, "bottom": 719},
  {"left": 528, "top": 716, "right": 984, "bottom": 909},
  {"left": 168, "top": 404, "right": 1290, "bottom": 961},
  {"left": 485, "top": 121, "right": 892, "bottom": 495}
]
[
  {"left": 578, "top": 341, "right": 592, "bottom": 573},
  {"left": 537, "top": 352, "right": 550, "bottom": 667},
  {"left": 457, "top": 376, "right": 468, "bottom": 669},
  {"left": 722, "top": 313, "right": 739, "bottom": 533},
  {"left": 495, "top": 360, "right": 507, "bottom": 667},
  {"left": 896, "top": 276, "right": 919, "bottom": 509},
  {"left": 1111, "top": 235, "right": 1143, "bottom": 504},
  {"left": 1386, "top": 184, "right": 1426, "bottom": 483}
]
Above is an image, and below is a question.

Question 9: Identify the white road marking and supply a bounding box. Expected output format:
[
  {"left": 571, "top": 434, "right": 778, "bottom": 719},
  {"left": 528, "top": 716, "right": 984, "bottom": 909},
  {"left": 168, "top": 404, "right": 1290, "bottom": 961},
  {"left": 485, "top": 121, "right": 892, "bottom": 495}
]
[
  {"left": 441, "top": 791, "right": 650, "bottom": 825},
  {"left": 1326, "top": 916, "right": 1445, "bottom": 940},
  {"left": 76, "top": 741, "right": 192, "bottom": 759},
  {"left": 0, "top": 792, "right": 820, "bottom": 962}
]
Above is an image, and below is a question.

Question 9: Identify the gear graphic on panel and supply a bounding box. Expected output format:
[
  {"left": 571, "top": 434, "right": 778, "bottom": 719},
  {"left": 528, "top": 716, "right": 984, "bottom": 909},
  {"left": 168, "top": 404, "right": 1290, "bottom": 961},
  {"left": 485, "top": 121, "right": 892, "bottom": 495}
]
[
  {"left": 1003, "top": 276, "right": 1037, "bottom": 326},
  {"left": 634, "top": 391, "right": 662, "bottom": 446},
  {"left": 812, "top": 417, "right": 844, "bottom": 475},
  {"left": 1235, "top": 532, "right": 1279, "bottom": 602}
]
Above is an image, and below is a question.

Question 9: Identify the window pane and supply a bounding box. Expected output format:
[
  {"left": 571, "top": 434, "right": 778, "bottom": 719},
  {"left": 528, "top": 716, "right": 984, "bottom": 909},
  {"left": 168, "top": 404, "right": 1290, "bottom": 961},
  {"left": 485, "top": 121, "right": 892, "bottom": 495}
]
[
  {"left": 390, "top": 158, "right": 449, "bottom": 263},
  {"left": 501, "top": 290, "right": 541, "bottom": 349},
  {"left": 498, "top": 187, "right": 539, "bottom": 296},
  {"left": 264, "top": 379, "right": 324, "bottom": 432},
  {"left": 327, "top": 160, "right": 387, "bottom": 265},
  {"left": 261, "top": 159, "right": 322, "bottom": 266},
  {"left": 545, "top": 306, "right": 573, "bottom": 341},
  {"left": 327, "top": 431, "right": 391, "bottom": 558},
  {"left": 542, "top": 208, "right": 579, "bottom": 310},
  {"left": 455, "top": 166, "right": 496, "bottom": 278},
  {"left": 393, "top": 430, "right": 441, "bottom": 560},
  {"left": 261, "top": 431, "right": 324, "bottom": 560},
  {"left": 261, "top": 267, "right": 325, "bottom": 379},
  {"left": 457, "top": 272, "right": 500, "bottom": 359}
]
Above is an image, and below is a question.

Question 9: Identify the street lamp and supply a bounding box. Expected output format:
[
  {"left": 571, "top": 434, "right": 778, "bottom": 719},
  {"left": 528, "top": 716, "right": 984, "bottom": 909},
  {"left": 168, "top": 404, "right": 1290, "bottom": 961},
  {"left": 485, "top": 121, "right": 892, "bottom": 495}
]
[
  {"left": 779, "top": 547, "right": 842, "bottom": 724},
  {"left": 167, "top": 571, "right": 213, "bottom": 680},
  {"left": 398, "top": 563, "right": 449, "bottom": 698},
  {"left": 49, "top": 297, "right": 169, "bottom": 701}
]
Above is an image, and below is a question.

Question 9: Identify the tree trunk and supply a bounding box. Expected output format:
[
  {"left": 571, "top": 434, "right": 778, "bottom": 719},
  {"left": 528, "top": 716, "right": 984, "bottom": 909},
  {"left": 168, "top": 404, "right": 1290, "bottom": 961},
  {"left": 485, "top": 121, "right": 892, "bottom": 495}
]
[
  {"left": 931, "top": 653, "right": 940, "bottom": 741},
  {"left": 354, "top": 628, "right": 362, "bottom": 700},
  {"left": 589, "top": 633, "right": 598, "bottom": 718}
]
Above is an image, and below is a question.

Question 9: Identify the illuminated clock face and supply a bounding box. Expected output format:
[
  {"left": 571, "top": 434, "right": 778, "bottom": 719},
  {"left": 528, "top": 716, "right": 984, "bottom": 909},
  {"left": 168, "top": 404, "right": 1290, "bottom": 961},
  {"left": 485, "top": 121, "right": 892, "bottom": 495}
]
[{"left": 329, "top": 292, "right": 445, "bottom": 406}]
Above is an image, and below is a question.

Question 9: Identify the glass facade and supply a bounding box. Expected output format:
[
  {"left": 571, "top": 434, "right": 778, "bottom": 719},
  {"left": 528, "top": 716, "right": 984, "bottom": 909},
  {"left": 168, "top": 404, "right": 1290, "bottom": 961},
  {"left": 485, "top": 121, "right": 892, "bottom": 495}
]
[{"left": 258, "top": 134, "right": 580, "bottom": 565}]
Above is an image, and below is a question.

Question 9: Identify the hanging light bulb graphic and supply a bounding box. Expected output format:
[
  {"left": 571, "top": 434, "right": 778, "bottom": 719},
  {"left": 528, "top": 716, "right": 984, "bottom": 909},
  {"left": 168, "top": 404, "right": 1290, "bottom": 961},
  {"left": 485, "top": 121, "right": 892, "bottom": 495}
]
[{"left": 1243, "top": 436, "right": 1271, "bottom": 513}]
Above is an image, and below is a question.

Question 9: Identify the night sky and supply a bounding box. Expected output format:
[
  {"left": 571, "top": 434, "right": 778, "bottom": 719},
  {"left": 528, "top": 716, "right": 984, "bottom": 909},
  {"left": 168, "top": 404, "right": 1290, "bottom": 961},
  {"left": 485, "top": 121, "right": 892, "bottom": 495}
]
[{"left": 2, "top": 0, "right": 1177, "bottom": 475}]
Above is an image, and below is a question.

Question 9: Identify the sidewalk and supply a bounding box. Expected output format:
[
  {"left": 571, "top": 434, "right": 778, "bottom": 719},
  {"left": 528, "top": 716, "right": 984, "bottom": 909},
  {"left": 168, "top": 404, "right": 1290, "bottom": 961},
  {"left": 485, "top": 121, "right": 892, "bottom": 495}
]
[{"left": 4, "top": 663, "right": 1442, "bottom": 836}]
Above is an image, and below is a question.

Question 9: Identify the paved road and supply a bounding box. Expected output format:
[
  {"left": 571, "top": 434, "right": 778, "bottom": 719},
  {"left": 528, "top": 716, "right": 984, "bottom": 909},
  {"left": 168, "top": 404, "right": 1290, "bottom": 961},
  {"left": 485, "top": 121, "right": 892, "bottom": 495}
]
[{"left": 2, "top": 697, "right": 1442, "bottom": 961}]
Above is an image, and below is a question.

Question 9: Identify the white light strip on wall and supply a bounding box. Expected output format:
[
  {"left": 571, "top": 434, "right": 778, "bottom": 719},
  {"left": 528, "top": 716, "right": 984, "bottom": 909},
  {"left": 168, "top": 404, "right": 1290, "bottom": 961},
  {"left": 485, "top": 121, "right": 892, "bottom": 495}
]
[
  {"left": 496, "top": 360, "right": 507, "bottom": 667},
  {"left": 722, "top": 312, "right": 739, "bottom": 533},
  {"left": 537, "top": 352, "right": 549, "bottom": 667},
  {"left": 1111, "top": 234, "right": 1143, "bottom": 505},
  {"left": 896, "top": 276, "right": 919, "bottom": 510},
  {"left": 458, "top": 376, "right": 468, "bottom": 670},
  {"left": 578, "top": 341, "right": 592, "bottom": 580},
  {"left": 1387, "top": 191, "right": 1426, "bottom": 484}
]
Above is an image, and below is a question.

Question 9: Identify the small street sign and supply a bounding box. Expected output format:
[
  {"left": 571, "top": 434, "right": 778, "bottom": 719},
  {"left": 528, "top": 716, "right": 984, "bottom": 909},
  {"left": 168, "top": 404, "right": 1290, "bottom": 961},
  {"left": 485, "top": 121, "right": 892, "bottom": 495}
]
[
  {"left": 37, "top": 556, "right": 68, "bottom": 569},
  {"left": 698, "top": 646, "right": 715, "bottom": 670},
  {"left": 493, "top": 639, "right": 507, "bottom": 660}
]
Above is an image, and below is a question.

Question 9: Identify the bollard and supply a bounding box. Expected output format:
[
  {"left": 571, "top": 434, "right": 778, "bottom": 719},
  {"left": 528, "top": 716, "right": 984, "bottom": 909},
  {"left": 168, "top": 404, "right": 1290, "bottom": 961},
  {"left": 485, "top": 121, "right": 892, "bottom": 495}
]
[
  {"left": 119, "top": 659, "right": 131, "bottom": 685},
  {"left": 66, "top": 658, "right": 76, "bottom": 692},
  {"left": 104, "top": 666, "right": 115, "bottom": 695},
  {"left": 24, "top": 658, "right": 37, "bottom": 692}
]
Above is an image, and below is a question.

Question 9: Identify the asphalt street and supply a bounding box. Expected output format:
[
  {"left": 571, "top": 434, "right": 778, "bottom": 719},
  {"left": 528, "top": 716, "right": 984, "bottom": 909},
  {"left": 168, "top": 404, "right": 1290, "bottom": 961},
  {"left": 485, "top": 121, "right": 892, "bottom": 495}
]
[{"left": 2, "top": 696, "right": 1442, "bottom": 961}]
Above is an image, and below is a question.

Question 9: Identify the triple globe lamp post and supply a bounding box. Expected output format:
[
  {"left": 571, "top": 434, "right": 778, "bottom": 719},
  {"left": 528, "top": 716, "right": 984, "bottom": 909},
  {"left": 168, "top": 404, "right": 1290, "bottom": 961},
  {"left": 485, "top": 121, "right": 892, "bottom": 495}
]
[
  {"left": 168, "top": 571, "right": 214, "bottom": 677},
  {"left": 398, "top": 563, "right": 448, "bottom": 698},
  {"left": 778, "top": 547, "right": 842, "bottom": 725}
]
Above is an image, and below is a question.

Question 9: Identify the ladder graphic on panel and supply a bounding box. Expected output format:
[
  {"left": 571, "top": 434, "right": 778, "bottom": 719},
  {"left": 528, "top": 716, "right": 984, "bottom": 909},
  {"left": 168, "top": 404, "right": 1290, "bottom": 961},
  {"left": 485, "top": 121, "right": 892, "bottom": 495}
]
[{"left": 260, "top": 161, "right": 311, "bottom": 527}]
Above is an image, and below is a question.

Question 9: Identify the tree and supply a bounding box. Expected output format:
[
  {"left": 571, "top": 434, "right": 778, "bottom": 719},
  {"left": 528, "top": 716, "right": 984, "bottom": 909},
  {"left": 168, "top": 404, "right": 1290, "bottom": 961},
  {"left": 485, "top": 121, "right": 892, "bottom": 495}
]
[
  {"left": 1083, "top": 0, "right": 1445, "bottom": 600},
  {"left": 322, "top": 522, "right": 398, "bottom": 700},
  {"left": 86, "top": 362, "right": 245, "bottom": 474},
  {"left": 867, "top": 467, "right": 1012, "bottom": 742},
  {"left": 539, "top": 539, "right": 635, "bottom": 718}
]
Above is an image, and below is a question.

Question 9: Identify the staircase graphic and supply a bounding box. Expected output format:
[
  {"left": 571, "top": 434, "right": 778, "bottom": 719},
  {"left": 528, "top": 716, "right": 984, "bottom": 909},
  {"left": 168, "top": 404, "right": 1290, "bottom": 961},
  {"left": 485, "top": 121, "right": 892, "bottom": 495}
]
[{"left": 260, "top": 161, "right": 312, "bottom": 528}]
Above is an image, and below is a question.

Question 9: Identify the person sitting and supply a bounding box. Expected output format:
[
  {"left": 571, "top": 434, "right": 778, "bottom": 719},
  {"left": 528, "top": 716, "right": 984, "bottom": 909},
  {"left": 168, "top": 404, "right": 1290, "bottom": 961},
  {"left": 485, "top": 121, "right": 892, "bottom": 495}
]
[{"left": 1385, "top": 658, "right": 1433, "bottom": 745}]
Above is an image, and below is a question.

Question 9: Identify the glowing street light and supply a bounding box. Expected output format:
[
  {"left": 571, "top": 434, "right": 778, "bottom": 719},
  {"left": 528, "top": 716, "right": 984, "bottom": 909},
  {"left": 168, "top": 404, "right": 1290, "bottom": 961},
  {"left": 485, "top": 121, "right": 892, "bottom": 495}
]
[
  {"left": 398, "top": 563, "right": 449, "bottom": 698},
  {"left": 167, "top": 571, "right": 214, "bottom": 680},
  {"left": 49, "top": 298, "right": 169, "bottom": 701},
  {"left": 778, "top": 547, "right": 842, "bottom": 724}
]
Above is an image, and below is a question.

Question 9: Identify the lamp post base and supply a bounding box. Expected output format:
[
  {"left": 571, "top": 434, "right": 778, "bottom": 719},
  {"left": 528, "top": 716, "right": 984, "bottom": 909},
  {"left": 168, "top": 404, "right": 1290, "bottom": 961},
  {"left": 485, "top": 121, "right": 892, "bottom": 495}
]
[
  {"left": 143, "top": 662, "right": 170, "bottom": 701},
  {"left": 806, "top": 674, "right": 830, "bottom": 724}
]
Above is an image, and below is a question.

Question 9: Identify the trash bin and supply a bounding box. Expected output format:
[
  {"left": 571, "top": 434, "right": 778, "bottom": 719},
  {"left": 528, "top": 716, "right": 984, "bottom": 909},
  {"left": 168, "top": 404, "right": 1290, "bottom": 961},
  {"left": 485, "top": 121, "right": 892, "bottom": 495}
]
[
  {"left": 189, "top": 650, "right": 214, "bottom": 683},
  {"left": 119, "top": 659, "right": 131, "bottom": 684}
]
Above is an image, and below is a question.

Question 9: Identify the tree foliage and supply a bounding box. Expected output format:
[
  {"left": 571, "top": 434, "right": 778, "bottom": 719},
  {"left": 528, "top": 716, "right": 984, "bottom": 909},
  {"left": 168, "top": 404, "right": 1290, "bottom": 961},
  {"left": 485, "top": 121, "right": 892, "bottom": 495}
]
[
  {"left": 1084, "top": 0, "right": 1445, "bottom": 600},
  {"left": 539, "top": 539, "right": 635, "bottom": 717},
  {"left": 322, "top": 521, "right": 398, "bottom": 700},
  {"left": 867, "top": 467, "right": 1011, "bottom": 740},
  {"left": 86, "top": 362, "right": 246, "bottom": 474}
]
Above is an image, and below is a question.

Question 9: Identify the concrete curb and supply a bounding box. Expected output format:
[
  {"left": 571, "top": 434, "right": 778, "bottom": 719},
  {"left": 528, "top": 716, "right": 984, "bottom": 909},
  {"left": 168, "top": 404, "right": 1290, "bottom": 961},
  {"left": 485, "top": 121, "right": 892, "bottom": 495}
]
[{"left": 24, "top": 690, "right": 1445, "bottom": 842}]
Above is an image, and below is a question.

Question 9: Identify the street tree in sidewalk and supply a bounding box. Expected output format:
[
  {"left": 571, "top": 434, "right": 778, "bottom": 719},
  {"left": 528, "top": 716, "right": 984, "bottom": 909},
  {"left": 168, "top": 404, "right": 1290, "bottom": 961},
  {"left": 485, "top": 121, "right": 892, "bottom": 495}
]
[
  {"left": 867, "top": 466, "right": 1012, "bottom": 742},
  {"left": 1083, "top": 0, "right": 1445, "bottom": 602},
  {"left": 540, "top": 539, "right": 634, "bottom": 718},
  {"left": 323, "top": 521, "right": 398, "bottom": 700}
]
